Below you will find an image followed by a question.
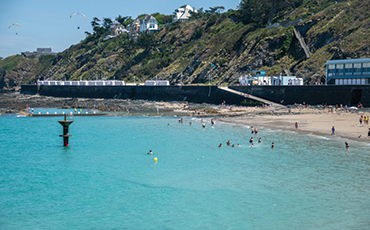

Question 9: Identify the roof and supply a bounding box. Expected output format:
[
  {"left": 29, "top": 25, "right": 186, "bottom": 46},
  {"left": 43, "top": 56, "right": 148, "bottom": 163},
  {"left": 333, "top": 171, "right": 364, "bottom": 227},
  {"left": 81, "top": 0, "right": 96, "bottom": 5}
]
[
  {"left": 326, "top": 58, "right": 370, "bottom": 65},
  {"left": 142, "top": 15, "right": 157, "bottom": 24}
]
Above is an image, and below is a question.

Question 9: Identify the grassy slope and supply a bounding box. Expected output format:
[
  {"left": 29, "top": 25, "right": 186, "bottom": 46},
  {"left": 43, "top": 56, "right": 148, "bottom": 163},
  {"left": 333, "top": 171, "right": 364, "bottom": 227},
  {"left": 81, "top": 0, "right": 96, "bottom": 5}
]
[{"left": 1, "top": 0, "right": 369, "bottom": 86}]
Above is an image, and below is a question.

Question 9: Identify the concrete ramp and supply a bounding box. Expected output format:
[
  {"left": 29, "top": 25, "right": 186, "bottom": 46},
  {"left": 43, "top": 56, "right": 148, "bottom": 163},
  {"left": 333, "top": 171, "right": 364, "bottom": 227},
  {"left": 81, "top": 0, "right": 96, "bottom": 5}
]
[{"left": 218, "top": 87, "right": 285, "bottom": 108}]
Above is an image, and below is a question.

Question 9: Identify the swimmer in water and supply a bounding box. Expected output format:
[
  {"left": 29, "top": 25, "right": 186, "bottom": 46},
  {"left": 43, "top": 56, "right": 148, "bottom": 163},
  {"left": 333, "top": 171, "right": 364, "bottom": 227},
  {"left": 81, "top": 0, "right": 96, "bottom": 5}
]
[
  {"left": 202, "top": 122, "right": 206, "bottom": 128},
  {"left": 211, "top": 119, "right": 215, "bottom": 126},
  {"left": 237, "top": 144, "right": 240, "bottom": 147},
  {"left": 147, "top": 150, "right": 153, "bottom": 154},
  {"left": 218, "top": 143, "right": 223, "bottom": 148},
  {"left": 249, "top": 137, "right": 254, "bottom": 144},
  {"left": 249, "top": 142, "right": 253, "bottom": 147},
  {"left": 189, "top": 122, "right": 192, "bottom": 126},
  {"left": 227, "top": 140, "right": 231, "bottom": 146},
  {"left": 258, "top": 138, "right": 262, "bottom": 143},
  {"left": 232, "top": 144, "right": 235, "bottom": 147}
]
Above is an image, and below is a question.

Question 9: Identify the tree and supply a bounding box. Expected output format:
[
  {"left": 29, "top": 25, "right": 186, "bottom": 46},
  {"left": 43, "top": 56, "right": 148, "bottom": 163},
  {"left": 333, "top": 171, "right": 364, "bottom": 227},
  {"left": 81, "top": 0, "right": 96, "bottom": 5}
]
[
  {"left": 191, "top": 25, "right": 204, "bottom": 40},
  {"left": 90, "top": 17, "right": 101, "bottom": 28},
  {"left": 103, "top": 17, "right": 113, "bottom": 29},
  {"left": 84, "top": 31, "right": 92, "bottom": 37},
  {"left": 120, "top": 37, "right": 136, "bottom": 75},
  {"left": 137, "top": 31, "right": 155, "bottom": 56},
  {"left": 237, "top": 0, "right": 304, "bottom": 25},
  {"left": 116, "top": 15, "right": 129, "bottom": 25},
  {"left": 206, "top": 6, "right": 225, "bottom": 14}
]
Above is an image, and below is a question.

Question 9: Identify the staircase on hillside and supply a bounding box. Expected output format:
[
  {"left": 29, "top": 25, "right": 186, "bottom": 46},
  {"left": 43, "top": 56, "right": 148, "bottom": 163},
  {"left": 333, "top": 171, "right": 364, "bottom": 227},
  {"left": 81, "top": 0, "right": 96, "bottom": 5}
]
[
  {"left": 218, "top": 87, "right": 285, "bottom": 108},
  {"left": 293, "top": 27, "right": 311, "bottom": 59}
]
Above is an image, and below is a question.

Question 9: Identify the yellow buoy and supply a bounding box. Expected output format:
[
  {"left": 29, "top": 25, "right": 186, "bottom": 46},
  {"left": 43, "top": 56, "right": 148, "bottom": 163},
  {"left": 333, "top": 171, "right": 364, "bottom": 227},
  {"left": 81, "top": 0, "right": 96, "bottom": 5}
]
[{"left": 154, "top": 157, "right": 158, "bottom": 162}]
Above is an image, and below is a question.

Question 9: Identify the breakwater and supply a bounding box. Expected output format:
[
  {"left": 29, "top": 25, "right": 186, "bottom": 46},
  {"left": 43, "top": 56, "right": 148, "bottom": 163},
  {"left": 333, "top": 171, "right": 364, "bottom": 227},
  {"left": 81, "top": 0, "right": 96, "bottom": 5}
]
[
  {"left": 21, "top": 84, "right": 370, "bottom": 106},
  {"left": 21, "top": 85, "right": 259, "bottom": 106}
]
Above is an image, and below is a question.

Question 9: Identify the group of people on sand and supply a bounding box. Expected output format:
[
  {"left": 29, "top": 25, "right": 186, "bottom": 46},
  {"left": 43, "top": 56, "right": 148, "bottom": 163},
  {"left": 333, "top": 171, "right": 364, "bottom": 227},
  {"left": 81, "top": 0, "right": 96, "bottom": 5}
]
[{"left": 359, "top": 114, "right": 369, "bottom": 125}]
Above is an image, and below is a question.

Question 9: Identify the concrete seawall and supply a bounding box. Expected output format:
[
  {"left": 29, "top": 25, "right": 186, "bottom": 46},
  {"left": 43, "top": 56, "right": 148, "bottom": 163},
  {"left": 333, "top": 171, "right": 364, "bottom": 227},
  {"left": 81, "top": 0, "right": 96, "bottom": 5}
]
[
  {"left": 21, "top": 85, "right": 260, "bottom": 106},
  {"left": 21, "top": 85, "right": 370, "bottom": 106},
  {"left": 229, "top": 85, "right": 370, "bottom": 106}
]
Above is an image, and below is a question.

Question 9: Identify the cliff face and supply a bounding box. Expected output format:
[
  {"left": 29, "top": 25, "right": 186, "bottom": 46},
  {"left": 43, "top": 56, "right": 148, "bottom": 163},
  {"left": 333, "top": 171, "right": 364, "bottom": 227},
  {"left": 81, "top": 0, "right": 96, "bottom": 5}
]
[{"left": 1, "top": 0, "right": 369, "bottom": 88}]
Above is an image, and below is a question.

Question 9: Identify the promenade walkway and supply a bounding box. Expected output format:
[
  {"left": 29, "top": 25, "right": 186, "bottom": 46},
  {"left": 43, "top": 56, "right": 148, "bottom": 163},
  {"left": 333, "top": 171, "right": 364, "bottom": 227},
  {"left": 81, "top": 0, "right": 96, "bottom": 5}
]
[{"left": 218, "top": 86, "right": 285, "bottom": 108}]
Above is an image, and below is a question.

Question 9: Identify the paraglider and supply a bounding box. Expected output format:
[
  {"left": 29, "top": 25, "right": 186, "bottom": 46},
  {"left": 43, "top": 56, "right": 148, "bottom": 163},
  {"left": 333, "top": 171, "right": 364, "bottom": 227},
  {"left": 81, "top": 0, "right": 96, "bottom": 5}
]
[
  {"left": 8, "top": 23, "right": 21, "bottom": 28},
  {"left": 70, "top": 12, "right": 86, "bottom": 18}
]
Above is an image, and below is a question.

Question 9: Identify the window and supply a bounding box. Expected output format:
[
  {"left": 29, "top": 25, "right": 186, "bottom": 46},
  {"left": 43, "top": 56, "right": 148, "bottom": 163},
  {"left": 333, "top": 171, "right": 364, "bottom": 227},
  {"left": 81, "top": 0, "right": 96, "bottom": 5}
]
[
  {"left": 328, "top": 64, "right": 335, "bottom": 77},
  {"left": 362, "top": 63, "right": 370, "bottom": 74},
  {"left": 345, "top": 64, "right": 352, "bottom": 75},
  {"left": 354, "top": 63, "right": 361, "bottom": 75},
  {"left": 336, "top": 64, "right": 343, "bottom": 75}
]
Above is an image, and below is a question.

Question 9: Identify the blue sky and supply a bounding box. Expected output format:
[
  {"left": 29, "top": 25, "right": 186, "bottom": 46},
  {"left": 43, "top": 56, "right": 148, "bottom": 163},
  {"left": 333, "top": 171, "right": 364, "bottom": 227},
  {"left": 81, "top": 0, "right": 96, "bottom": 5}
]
[{"left": 0, "top": 0, "right": 240, "bottom": 58}]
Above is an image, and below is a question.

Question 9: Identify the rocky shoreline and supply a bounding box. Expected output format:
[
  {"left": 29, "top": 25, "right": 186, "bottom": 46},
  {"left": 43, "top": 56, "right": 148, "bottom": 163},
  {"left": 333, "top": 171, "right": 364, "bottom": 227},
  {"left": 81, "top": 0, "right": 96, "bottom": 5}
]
[{"left": 0, "top": 91, "right": 255, "bottom": 116}]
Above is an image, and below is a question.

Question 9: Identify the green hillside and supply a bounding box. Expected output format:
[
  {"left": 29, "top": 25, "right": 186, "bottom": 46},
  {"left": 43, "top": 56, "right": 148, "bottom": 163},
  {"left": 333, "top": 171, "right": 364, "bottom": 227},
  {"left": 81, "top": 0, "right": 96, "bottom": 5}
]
[{"left": 1, "top": 0, "right": 370, "bottom": 88}]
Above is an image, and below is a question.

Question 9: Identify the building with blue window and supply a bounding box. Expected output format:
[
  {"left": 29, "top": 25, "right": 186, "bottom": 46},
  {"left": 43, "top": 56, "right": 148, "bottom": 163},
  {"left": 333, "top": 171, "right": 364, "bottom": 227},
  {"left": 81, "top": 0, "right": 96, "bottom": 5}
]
[{"left": 326, "top": 58, "right": 370, "bottom": 85}]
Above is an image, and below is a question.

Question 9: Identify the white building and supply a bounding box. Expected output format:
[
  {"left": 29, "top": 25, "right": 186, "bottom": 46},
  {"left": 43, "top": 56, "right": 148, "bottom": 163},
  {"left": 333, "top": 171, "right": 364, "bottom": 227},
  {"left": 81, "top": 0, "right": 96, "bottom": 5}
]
[
  {"left": 145, "top": 80, "right": 170, "bottom": 86},
  {"left": 37, "top": 80, "right": 125, "bottom": 86},
  {"left": 140, "top": 16, "right": 158, "bottom": 33},
  {"left": 173, "top": 5, "right": 198, "bottom": 22}
]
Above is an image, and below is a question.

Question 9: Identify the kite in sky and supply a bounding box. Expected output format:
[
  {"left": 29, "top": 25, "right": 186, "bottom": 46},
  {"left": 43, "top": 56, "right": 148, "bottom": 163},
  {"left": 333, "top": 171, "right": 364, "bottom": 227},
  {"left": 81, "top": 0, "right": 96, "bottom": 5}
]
[
  {"left": 70, "top": 12, "right": 86, "bottom": 18},
  {"left": 9, "top": 23, "right": 21, "bottom": 28}
]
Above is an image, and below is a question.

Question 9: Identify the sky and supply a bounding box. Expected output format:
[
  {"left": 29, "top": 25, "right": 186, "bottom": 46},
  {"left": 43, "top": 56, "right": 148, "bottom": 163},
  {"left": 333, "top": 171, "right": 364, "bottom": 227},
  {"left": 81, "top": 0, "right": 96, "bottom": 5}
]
[{"left": 0, "top": 0, "right": 240, "bottom": 58}]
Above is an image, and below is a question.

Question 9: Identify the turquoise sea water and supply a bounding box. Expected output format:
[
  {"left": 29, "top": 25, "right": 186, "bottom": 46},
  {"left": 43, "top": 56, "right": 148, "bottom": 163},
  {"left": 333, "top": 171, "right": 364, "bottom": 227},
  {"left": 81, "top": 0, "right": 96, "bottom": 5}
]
[{"left": 1, "top": 115, "right": 370, "bottom": 229}]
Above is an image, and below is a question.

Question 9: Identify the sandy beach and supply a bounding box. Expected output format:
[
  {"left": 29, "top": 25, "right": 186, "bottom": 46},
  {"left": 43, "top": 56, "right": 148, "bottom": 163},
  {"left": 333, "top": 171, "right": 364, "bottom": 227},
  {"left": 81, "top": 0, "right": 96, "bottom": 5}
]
[
  {"left": 217, "top": 106, "right": 370, "bottom": 144},
  {"left": 1, "top": 91, "right": 370, "bottom": 143}
]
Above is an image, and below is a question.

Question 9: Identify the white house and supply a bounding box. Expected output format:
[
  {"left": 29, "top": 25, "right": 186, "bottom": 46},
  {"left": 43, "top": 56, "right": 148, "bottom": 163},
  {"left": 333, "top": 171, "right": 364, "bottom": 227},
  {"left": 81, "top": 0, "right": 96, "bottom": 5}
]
[
  {"left": 139, "top": 16, "right": 158, "bottom": 33},
  {"left": 173, "top": 5, "right": 198, "bottom": 22}
]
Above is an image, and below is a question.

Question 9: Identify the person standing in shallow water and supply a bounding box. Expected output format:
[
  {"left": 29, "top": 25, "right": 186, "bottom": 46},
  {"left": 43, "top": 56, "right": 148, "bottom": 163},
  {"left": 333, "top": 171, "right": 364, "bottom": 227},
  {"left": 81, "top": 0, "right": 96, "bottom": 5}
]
[
  {"left": 271, "top": 142, "right": 275, "bottom": 149},
  {"left": 345, "top": 142, "right": 349, "bottom": 151}
]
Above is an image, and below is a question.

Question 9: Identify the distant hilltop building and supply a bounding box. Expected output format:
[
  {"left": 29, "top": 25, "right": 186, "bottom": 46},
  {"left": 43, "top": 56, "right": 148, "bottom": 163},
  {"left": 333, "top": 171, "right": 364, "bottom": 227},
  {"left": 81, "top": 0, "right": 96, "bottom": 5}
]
[
  {"left": 104, "top": 21, "right": 129, "bottom": 41},
  {"left": 173, "top": 5, "right": 197, "bottom": 22},
  {"left": 104, "top": 16, "right": 159, "bottom": 41},
  {"left": 127, "top": 19, "right": 141, "bottom": 35},
  {"left": 110, "top": 21, "right": 129, "bottom": 35},
  {"left": 22, "top": 48, "right": 57, "bottom": 58},
  {"left": 140, "top": 15, "right": 159, "bottom": 33}
]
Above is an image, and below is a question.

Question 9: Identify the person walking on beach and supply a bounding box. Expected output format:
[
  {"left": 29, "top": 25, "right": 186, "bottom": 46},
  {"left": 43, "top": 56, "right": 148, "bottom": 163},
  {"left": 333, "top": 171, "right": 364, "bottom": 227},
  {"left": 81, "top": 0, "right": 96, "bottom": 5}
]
[
  {"left": 368, "top": 128, "right": 370, "bottom": 139},
  {"left": 359, "top": 117, "right": 363, "bottom": 125},
  {"left": 345, "top": 142, "right": 349, "bottom": 151},
  {"left": 331, "top": 126, "right": 335, "bottom": 136},
  {"left": 295, "top": 122, "right": 298, "bottom": 131}
]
